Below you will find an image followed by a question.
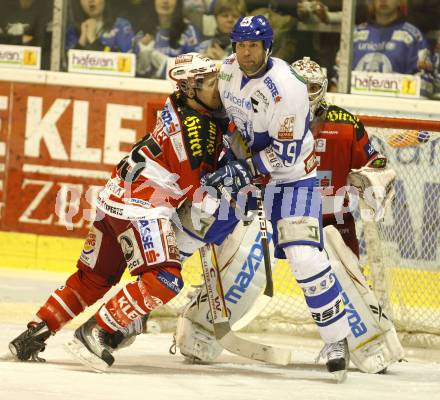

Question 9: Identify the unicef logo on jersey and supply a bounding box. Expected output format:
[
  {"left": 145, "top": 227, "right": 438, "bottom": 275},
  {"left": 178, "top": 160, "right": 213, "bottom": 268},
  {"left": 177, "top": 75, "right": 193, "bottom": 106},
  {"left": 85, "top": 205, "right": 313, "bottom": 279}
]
[
  {"left": 355, "top": 53, "right": 393, "bottom": 73},
  {"left": 223, "top": 90, "right": 252, "bottom": 110}
]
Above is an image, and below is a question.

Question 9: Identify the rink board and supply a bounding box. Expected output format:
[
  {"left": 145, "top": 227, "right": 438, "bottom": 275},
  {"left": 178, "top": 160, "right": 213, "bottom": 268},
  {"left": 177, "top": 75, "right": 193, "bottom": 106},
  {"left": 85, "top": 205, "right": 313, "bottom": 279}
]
[{"left": 0, "top": 230, "right": 438, "bottom": 311}]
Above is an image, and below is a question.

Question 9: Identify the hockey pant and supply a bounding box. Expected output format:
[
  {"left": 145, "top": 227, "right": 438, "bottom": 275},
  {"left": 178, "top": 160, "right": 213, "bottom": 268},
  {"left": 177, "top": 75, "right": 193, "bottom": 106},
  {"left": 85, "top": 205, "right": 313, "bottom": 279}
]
[{"left": 34, "top": 214, "right": 182, "bottom": 333}]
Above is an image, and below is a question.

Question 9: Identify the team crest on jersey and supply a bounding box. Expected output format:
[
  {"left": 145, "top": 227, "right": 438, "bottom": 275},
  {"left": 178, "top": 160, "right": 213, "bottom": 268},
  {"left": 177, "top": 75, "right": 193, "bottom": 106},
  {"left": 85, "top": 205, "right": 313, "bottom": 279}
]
[
  {"left": 277, "top": 115, "right": 295, "bottom": 140},
  {"left": 227, "top": 107, "right": 254, "bottom": 145}
]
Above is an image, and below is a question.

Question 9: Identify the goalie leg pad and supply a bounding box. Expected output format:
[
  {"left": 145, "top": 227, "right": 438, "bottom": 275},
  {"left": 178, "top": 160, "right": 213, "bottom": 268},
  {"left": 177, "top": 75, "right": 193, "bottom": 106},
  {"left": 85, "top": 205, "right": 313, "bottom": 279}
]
[
  {"left": 175, "top": 219, "right": 271, "bottom": 361},
  {"left": 324, "top": 225, "right": 404, "bottom": 373},
  {"left": 175, "top": 316, "right": 223, "bottom": 362}
]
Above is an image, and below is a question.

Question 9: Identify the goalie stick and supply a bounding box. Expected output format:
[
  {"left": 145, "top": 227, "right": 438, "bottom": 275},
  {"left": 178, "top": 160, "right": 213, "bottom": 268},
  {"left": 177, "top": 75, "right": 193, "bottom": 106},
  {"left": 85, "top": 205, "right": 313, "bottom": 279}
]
[
  {"left": 216, "top": 184, "right": 274, "bottom": 331},
  {"left": 199, "top": 243, "right": 292, "bottom": 365}
]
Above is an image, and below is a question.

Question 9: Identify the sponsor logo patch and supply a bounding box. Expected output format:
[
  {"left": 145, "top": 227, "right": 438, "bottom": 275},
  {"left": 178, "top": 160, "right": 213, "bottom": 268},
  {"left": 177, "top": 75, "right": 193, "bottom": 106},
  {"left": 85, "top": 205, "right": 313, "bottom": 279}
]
[
  {"left": 118, "top": 228, "right": 144, "bottom": 272},
  {"left": 80, "top": 226, "right": 103, "bottom": 268},
  {"left": 263, "top": 76, "right": 282, "bottom": 103},
  {"left": 277, "top": 116, "right": 295, "bottom": 140},
  {"left": 170, "top": 133, "right": 187, "bottom": 162},
  {"left": 364, "top": 140, "right": 375, "bottom": 157},
  {"left": 317, "top": 170, "right": 332, "bottom": 188},
  {"left": 156, "top": 270, "right": 183, "bottom": 294},
  {"left": 315, "top": 138, "right": 326, "bottom": 152},
  {"left": 304, "top": 150, "right": 318, "bottom": 174},
  {"left": 223, "top": 90, "right": 252, "bottom": 110},
  {"left": 137, "top": 219, "right": 165, "bottom": 265}
]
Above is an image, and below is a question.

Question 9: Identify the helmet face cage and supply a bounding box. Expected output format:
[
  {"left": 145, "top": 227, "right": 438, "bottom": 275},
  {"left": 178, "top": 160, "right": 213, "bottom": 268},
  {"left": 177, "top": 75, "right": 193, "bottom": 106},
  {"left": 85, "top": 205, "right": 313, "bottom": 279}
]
[
  {"left": 168, "top": 53, "right": 218, "bottom": 95},
  {"left": 230, "top": 15, "right": 273, "bottom": 50},
  {"left": 291, "top": 57, "right": 328, "bottom": 108}
]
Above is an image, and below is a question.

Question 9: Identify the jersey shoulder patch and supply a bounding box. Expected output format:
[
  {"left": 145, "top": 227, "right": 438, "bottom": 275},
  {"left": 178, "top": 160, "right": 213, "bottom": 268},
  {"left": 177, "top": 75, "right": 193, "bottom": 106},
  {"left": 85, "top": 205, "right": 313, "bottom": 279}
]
[{"left": 324, "top": 105, "right": 366, "bottom": 141}]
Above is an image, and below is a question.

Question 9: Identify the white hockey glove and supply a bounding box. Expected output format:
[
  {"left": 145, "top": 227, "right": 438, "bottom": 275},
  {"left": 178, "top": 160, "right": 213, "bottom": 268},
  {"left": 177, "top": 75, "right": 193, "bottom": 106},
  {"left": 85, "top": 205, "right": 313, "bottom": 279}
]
[{"left": 348, "top": 157, "right": 396, "bottom": 222}]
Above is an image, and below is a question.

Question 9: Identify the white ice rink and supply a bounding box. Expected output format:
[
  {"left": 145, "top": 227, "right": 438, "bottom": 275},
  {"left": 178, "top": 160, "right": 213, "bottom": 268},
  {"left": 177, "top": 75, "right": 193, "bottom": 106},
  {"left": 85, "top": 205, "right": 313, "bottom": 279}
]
[{"left": 1, "top": 268, "right": 439, "bottom": 400}]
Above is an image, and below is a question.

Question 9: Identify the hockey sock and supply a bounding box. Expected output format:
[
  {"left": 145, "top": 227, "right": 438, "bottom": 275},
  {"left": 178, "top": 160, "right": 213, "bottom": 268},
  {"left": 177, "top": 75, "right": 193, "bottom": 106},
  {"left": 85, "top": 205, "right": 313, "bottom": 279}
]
[
  {"left": 96, "top": 269, "right": 180, "bottom": 333},
  {"left": 35, "top": 270, "right": 112, "bottom": 332}
]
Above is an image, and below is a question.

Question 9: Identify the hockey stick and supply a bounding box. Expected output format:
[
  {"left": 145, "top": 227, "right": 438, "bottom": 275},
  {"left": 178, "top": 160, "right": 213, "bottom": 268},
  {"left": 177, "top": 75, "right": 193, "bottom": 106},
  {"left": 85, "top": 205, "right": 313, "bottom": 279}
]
[
  {"left": 232, "top": 187, "right": 273, "bottom": 330},
  {"left": 217, "top": 182, "right": 274, "bottom": 297},
  {"left": 199, "top": 244, "right": 292, "bottom": 365}
]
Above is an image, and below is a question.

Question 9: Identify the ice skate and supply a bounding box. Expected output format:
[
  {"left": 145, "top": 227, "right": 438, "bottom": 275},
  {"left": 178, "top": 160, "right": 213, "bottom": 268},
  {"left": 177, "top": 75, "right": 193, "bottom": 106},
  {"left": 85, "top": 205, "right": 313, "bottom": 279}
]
[
  {"left": 9, "top": 321, "right": 51, "bottom": 362},
  {"left": 64, "top": 316, "right": 115, "bottom": 372},
  {"left": 318, "top": 338, "right": 349, "bottom": 382}
]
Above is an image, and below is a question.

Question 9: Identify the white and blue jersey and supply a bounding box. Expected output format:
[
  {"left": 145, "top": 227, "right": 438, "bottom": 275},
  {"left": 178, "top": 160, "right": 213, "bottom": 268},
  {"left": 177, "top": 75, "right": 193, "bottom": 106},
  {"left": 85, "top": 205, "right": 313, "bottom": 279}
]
[
  {"left": 218, "top": 55, "right": 323, "bottom": 258},
  {"left": 352, "top": 20, "right": 433, "bottom": 97},
  {"left": 219, "top": 56, "right": 317, "bottom": 184}
]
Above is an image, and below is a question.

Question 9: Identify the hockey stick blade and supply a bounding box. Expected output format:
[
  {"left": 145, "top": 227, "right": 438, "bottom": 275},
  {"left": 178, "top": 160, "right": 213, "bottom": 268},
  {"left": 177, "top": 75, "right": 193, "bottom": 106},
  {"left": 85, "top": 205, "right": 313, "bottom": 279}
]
[
  {"left": 214, "top": 321, "right": 292, "bottom": 365},
  {"left": 200, "top": 245, "right": 292, "bottom": 366},
  {"left": 231, "top": 293, "right": 271, "bottom": 331}
]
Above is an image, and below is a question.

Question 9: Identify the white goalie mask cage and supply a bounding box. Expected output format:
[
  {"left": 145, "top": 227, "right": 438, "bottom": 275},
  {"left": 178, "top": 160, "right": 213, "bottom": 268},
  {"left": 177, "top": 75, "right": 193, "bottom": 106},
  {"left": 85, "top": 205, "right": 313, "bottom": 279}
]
[
  {"left": 291, "top": 57, "right": 328, "bottom": 116},
  {"left": 168, "top": 52, "right": 219, "bottom": 94}
]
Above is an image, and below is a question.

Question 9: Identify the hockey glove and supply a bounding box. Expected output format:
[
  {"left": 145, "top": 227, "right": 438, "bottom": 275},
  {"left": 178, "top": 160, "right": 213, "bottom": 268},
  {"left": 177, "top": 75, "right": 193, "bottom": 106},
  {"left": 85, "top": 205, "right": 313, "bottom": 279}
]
[{"left": 201, "top": 159, "right": 253, "bottom": 194}]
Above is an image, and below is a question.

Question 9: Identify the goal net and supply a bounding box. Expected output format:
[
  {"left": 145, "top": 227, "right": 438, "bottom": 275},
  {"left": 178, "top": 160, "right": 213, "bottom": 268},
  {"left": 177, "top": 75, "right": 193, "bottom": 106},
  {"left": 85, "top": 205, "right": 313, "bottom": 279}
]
[{"left": 151, "top": 114, "right": 440, "bottom": 348}]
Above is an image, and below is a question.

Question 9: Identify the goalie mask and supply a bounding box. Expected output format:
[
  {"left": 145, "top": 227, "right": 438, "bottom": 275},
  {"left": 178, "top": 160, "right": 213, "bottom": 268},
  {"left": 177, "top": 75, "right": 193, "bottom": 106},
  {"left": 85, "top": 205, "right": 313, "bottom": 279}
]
[{"left": 291, "top": 57, "right": 328, "bottom": 120}]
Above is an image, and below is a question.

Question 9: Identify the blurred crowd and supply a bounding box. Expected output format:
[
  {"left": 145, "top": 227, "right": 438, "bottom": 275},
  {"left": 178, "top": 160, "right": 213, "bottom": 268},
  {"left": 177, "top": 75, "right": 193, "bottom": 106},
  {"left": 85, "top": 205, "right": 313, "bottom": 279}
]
[{"left": 0, "top": 0, "right": 439, "bottom": 98}]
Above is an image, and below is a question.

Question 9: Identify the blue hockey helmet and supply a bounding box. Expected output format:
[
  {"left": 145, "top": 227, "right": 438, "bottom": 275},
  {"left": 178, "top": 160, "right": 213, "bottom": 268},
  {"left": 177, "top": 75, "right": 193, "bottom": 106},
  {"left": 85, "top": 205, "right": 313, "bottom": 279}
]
[{"left": 230, "top": 15, "right": 273, "bottom": 50}]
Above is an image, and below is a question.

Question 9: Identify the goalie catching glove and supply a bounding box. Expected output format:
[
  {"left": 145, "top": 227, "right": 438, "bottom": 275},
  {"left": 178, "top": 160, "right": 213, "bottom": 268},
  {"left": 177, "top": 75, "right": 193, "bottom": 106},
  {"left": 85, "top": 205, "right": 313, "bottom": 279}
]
[{"left": 348, "top": 156, "right": 396, "bottom": 221}]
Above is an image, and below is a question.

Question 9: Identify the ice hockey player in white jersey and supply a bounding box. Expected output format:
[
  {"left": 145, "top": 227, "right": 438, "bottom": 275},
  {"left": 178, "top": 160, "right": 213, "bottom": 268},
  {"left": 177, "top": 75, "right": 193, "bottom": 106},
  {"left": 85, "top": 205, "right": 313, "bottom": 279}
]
[
  {"left": 200, "top": 15, "right": 351, "bottom": 381},
  {"left": 175, "top": 55, "right": 403, "bottom": 377}
]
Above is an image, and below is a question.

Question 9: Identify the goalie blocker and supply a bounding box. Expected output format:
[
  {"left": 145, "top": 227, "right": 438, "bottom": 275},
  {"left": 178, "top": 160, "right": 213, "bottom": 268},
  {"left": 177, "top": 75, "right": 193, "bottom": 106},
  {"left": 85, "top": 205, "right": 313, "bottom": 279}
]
[{"left": 174, "top": 222, "right": 404, "bottom": 373}]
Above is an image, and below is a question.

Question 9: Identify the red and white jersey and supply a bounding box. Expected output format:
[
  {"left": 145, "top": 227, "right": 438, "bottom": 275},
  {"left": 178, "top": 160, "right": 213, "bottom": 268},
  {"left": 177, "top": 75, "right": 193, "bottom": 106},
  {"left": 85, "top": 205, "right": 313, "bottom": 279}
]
[
  {"left": 313, "top": 104, "right": 377, "bottom": 219},
  {"left": 97, "top": 93, "right": 224, "bottom": 220}
]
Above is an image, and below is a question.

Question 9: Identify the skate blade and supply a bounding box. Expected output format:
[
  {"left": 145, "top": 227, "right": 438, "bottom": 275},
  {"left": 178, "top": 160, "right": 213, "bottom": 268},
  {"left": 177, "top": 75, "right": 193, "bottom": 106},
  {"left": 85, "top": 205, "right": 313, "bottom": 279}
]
[
  {"left": 64, "top": 338, "right": 109, "bottom": 373},
  {"left": 331, "top": 369, "right": 347, "bottom": 383}
]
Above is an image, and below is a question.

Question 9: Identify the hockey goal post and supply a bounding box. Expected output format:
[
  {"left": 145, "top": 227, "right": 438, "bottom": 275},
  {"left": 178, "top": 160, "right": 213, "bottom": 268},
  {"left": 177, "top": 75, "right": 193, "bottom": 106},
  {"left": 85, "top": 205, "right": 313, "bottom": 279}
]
[{"left": 150, "top": 97, "right": 440, "bottom": 348}]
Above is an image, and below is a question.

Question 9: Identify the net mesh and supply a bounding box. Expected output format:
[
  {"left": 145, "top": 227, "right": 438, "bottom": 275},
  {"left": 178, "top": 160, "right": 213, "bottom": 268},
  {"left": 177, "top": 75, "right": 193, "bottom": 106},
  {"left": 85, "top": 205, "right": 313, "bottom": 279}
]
[{"left": 151, "top": 117, "right": 440, "bottom": 347}]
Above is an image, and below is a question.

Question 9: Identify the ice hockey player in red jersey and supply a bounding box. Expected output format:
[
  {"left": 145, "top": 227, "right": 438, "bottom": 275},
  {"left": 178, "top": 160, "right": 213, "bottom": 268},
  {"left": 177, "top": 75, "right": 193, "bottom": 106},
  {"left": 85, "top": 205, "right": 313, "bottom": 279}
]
[
  {"left": 8, "top": 53, "right": 230, "bottom": 369},
  {"left": 291, "top": 56, "right": 394, "bottom": 257}
]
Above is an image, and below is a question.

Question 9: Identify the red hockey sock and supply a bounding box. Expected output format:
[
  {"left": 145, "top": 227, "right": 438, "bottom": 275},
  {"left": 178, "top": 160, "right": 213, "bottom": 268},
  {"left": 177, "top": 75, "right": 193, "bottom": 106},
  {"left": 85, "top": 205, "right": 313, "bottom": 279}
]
[
  {"left": 96, "top": 268, "right": 181, "bottom": 333},
  {"left": 35, "top": 270, "right": 112, "bottom": 332}
]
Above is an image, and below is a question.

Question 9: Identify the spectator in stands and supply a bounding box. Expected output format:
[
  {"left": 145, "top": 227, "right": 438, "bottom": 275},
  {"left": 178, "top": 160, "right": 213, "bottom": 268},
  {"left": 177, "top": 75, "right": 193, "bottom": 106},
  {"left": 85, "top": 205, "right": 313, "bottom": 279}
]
[
  {"left": 199, "top": 0, "right": 246, "bottom": 61},
  {"left": 0, "top": 0, "right": 50, "bottom": 49},
  {"left": 294, "top": 1, "right": 369, "bottom": 81},
  {"left": 183, "top": 0, "right": 216, "bottom": 36},
  {"left": 66, "top": 0, "right": 135, "bottom": 52},
  {"left": 111, "top": 0, "right": 157, "bottom": 36},
  {"left": 135, "top": 0, "right": 202, "bottom": 79},
  {"left": 332, "top": 0, "right": 433, "bottom": 97}
]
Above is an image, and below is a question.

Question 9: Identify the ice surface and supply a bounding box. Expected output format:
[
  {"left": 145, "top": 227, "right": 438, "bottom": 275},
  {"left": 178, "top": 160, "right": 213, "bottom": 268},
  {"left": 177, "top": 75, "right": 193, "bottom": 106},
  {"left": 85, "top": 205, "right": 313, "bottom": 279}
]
[{"left": 1, "top": 268, "right": 439, "bottom": 400}]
